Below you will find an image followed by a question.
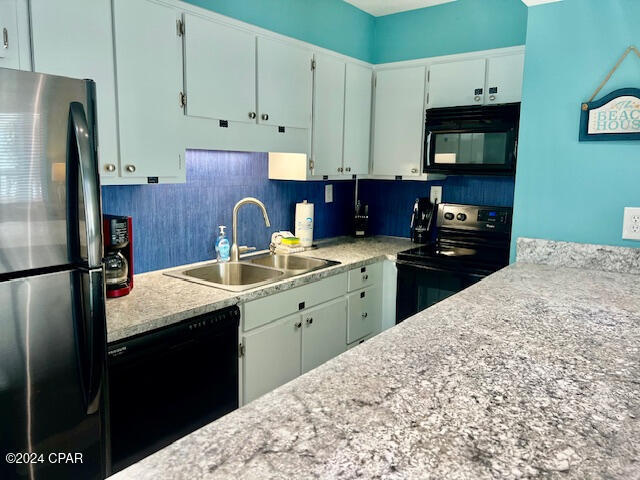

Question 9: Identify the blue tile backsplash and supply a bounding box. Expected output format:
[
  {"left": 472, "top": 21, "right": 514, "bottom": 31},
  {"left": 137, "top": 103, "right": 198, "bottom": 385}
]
[
  {"left": 102, "top": 150, "right": 355, "bottom": 273},
  {"left": 358, "top": 176, "right": 515, "bottom": 238}
]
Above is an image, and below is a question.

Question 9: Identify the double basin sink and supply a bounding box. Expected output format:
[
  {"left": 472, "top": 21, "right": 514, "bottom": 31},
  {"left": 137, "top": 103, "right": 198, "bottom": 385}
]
[{"left": 165, "top": 254, "right": 339, "bottom": 292}]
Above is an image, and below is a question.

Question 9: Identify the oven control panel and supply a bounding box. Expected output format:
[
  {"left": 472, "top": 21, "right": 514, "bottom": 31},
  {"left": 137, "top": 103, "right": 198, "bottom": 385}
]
[{"left": 437, "top": 203, "right": 512, "bottom": 233}]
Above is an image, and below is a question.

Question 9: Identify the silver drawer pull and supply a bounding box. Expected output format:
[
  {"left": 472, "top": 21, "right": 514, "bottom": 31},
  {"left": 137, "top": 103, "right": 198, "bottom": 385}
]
[
  {"left": 125, "top": 164, "right": 136, "bottom": 173},
  {"left": 305, "top": 317, "right": 313, "bottom": 325},
  {"left": 3, "top": 28, "right": 8, "bottom": 49},
  {"left": 361, "top": 312, "right": 368, "bottom": 318},
  {"left": 362, "top": 274, "right": 368, "bottom": 280},
  {"left": 104, "top": 163, "right": 116, "bottom": 172},
  {"left": 294, "top": 321, "right": 302, "bottom": 329}
]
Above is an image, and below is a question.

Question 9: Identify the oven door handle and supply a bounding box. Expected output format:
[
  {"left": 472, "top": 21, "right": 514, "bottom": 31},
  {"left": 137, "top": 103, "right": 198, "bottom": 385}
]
[{"left": 396, "top": 260, "right": 489, "bottom": 279}]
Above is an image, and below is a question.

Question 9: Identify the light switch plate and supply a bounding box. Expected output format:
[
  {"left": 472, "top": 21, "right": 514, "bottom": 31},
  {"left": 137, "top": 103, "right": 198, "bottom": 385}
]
[
  {"left": 622, "top": 207, "right": 640, "bottom": 240},
  {"left": 430, "top": 186, "right": 442, "bottom": 204},
  {"left": 325, "top": 184, "right": 333, "bottom": 203}
]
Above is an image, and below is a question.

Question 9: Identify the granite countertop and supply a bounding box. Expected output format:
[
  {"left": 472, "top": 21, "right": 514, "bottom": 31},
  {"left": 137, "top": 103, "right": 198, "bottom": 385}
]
[
  {"left": 111, "top": 239, "right": 640, "bottom": 479},
  {"left": 106, "top": 236, "right": 412, "bottom": 343}
]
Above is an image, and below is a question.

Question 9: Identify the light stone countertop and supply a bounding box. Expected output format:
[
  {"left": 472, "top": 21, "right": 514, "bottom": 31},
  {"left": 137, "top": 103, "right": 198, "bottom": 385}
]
[
  {"left": 106, "top": 236, "right": 413, "bottom": 343},
  {"left": 111, "top": 239, "right": 640, "bottom": 479}
]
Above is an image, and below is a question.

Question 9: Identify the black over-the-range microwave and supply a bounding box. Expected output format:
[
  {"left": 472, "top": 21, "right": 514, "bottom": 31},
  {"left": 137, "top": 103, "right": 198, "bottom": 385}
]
[{"left": 423, "top": 103, "right": 521, "bottom": 176}]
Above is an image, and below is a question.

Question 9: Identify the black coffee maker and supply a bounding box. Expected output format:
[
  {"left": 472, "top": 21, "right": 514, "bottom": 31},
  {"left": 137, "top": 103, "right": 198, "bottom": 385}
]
[{"left": 410, "top": 197, "right": 437, "bottom": 244}]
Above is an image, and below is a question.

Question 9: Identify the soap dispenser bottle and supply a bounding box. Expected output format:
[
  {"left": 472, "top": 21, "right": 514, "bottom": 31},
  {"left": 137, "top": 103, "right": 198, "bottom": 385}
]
[{"left": 215, "top": 225, "right": 230, "bottom": 262}]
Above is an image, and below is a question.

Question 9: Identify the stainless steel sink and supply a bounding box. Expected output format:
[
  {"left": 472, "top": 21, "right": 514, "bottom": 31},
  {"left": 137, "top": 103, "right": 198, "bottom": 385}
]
[
  {"left": 164, "top": 254, "right": 339, "bottom": 292},
  {"left": 247, "top": 254, "right": 335, "bottom": 274}
]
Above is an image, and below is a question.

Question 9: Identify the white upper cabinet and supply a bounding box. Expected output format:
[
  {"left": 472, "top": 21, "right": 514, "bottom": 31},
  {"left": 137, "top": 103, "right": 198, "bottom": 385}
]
[
  {"left": 485, "top": 53, "right": 525, "bottom": 105},
  {"left": 112, "top": 0, "right": 185, "bottom": 182},
  {"left": 30, "top": 0, "right": 120, "bottom": 182},
  {"left": 372, "top": 66, "right": 426, "bottom": 177},
  {"left": 343, "top": 63, "right": 372, "bottom": 175},
  {"left": 311, "top": 53, "right": 345, "bottom": 176},
  {"left": 183, "top": 14, "right": 257, "bottom": 123},
  {"left": 0, "top": 0, "right": 29, "bottom": 70},
  {"left": 428, "top": 58, "right": 487, "bottom": 108},
  {"left": 257, "top": 37, "right": 312, "bottom": 129}
]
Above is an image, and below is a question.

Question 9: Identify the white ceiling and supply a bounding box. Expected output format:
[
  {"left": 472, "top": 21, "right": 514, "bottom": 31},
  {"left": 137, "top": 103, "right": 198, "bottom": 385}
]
[{"left": 343, "top": 0, "right": 457, "bottom": 17}]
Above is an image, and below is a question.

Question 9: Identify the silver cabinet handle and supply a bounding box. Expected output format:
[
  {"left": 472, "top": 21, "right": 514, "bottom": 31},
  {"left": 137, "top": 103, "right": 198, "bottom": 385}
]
[
  {"left": 337, "top": 167, "right": 343, "bottom": 173},
  {"left": 104, "top": 163, "right": 116, "bottom": 172},
  {"left": 474, "top": 96, "right": 482, "bottom": 102},
  {"left": 248, "top": 112, "right": 256, "bottom": 119},
  {"left": 362, "top": 274, "right": 369, "bottom": 281},
  {"left": 305, "top": 317, "right": 313, "bottom": 325},
  {"left": 2, "top": 28, "right": 8, "bottom": 49},
  {"left": 345, "top": 167, "right": 351, "bottom": 172},
  {"left": 361, "top": 312, "right": 368, "bottom": 318},
  {"left": 125, "top": 164, "right": 136, "bottom": 173},
  {"left": 411, "top": 168, "right": 419, "bottom": 173},
  {"left": 294, "top": 321, "right": 302, "bottom": 329},
  {"left": 261, "top": 113, "right": 269, "bottom": 121},
  {"left": 489, "top": 95, "right": 496, "bottom": 101}
]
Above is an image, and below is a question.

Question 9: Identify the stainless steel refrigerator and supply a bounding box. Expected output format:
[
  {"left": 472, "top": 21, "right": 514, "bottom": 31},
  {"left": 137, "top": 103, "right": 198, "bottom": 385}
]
[{"left": 0, "top": 68, "right": 108, "bottom": 479}]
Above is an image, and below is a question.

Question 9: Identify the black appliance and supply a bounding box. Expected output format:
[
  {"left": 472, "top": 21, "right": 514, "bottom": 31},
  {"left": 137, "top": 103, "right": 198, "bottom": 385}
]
[
  {"left": 354, "top": 201, "right": 369, "bottom": 238},
  {"left": 0, "top": 68, "right": 108, "bottom": 479},
  {"left": 424, "top": 103, "right": 520, "bottom": 176},
  {"left": 108, "top": 306, "right": 240, "bottom": 473},
  {"left": 410, "top": 197, "right": 437, "bottom": 244},
  {"left": 397, "top": 203, "right": 512, "bottom": 323}
]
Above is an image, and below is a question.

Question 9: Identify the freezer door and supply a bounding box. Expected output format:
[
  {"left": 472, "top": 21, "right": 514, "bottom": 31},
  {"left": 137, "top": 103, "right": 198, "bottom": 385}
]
[
  {"left": 0, "top": 268, "right": 107, "bottom": 480},
  {"left": 0, "top": 67, "right": 103, "bottom": 274}
]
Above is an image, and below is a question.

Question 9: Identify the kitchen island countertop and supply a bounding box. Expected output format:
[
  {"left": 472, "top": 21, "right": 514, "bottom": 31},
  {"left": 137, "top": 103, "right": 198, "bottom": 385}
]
[
  {"left": 111, "top": 239, "right": 640, "bottom": 479},
  {"left": 106, "top": 236, "right": 412, "bottom": 343}
]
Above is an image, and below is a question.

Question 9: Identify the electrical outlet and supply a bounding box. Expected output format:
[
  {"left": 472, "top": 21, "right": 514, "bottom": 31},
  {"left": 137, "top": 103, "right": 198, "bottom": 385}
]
[
  {"left": 430, "top": 186, "right": 443, "bottom": 204},
  {"left": 622, "top": 207, "right": 640, "bottom": 240},
  {"left": 325, "top": 184, "right": 333, "bottom": 203}
]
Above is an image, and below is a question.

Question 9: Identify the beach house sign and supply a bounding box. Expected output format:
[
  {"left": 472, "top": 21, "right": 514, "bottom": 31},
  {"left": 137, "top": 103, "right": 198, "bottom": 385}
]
[{"left": 579, "top": 46, "right": 640, "bottom": 142}]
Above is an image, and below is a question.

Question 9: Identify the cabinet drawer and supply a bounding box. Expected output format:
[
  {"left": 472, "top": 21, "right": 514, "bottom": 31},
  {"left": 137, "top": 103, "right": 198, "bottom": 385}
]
[
  {"left": 348, "top": 262, "right": 381, "bottom": 292},
  {"left": 347, "top": 286, "right": 379, "bottom": 344},
  {"left": 347, "top": 333, "right": 372, "bottom": 350},
  {"left": 244, "top": 272, "right": 348, "bottom": 331}
]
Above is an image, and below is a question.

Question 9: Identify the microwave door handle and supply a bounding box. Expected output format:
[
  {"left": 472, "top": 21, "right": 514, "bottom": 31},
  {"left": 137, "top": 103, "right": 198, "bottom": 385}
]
[{"left": 69, "top": 101, "right": 102, "bottom": 268}]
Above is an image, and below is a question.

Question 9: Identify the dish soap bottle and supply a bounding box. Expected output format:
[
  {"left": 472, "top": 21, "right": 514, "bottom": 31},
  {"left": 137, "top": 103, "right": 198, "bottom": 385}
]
[{"left": 215, "top": 226, "right": 230, "bottom": 262}]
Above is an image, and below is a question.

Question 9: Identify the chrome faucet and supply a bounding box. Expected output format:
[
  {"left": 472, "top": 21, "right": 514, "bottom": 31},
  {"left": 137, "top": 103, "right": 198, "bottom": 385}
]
[{"left": 230, "top": 197, "right": 271, "bottom": 262}]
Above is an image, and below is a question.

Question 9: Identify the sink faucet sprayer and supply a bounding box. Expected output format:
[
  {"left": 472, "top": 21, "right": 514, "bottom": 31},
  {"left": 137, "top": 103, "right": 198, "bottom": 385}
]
[{"left": 230, "top": 197, "right": 271, "bottom": 262}]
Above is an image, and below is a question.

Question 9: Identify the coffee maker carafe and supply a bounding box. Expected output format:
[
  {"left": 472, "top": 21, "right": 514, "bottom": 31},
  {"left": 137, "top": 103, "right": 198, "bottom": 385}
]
[
  {"left": 410, "top": 197, "right": 437, "bottom": 244},
  {"left": 103, "top": 214, "right": 133, "bottom": 298}
]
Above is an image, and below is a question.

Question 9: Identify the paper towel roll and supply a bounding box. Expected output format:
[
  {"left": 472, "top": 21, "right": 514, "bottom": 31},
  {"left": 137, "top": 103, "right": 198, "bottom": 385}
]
[{"left": 295, "top": 200, "right": 314, "bottom": 247}]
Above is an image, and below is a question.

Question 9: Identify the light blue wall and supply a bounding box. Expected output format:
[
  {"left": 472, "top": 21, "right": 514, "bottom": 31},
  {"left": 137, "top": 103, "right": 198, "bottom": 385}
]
[
  {"left": 182, "top": 0, "right": 375, "bottom": 62},
  {"left": 511, "top": 0, "right": 640, "bottom": 259},
  {"left": 374, "top": 0, "right": 528, "bottom": 63}
]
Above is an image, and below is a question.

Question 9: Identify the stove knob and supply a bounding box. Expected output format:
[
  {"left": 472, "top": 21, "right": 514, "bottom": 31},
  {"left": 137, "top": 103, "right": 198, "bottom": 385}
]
[
  {"left": 457, "top": 213, "right": 467, "bottom": 221},
  {"left": 444, "top": 212, "right": 455, "bottom": 220}
]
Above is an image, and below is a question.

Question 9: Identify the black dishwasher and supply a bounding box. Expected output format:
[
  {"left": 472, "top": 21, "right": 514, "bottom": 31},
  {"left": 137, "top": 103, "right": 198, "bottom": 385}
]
[{"left": 107, "top": 305, "right": 240, "bottom": 473}]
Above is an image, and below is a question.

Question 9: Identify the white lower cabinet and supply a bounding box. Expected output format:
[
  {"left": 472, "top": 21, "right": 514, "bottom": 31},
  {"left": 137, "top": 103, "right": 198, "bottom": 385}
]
[
  {"left": 241, "top": 263, "right": 384, "bottom": 405},
  {"left": 243, "top": 313, "right": 302, "bottom": 404},
  {"left": 301, "top": 298, "right": 348, "bottom": 374}
]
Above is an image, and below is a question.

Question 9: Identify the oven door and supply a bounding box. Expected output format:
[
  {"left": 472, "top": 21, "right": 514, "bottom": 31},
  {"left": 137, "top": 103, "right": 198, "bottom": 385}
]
[
  {"left": 396, "top": 261, "right": 486, "bottom": 323},
  {"left": 424, "top": 104, "right": 520, "bottom": 176}
]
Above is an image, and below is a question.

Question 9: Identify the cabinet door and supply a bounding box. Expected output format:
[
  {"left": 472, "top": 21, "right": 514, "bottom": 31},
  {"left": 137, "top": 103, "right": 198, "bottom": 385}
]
[
  {"left": 184, "top": 14, "right": 256, "bottom": 123},
  {"left": 372, "top": 67, "right": 425, "bottom": 177},
  {"left": 257, "top": 37, "right": 312, "bottom": 128},
  {"left": 112, "top": 0, "right": 184, "bottom": 181},
  {"left": 30, "top": 0, "right": 120, "bottom": 181},
  {"left": 311, "top": 53, "right": 345, "bottom": 177},
  {"left": 486, "top": 54, "right": 525, "bottom": 105},
  {"left": 0, "top": 0, "right": 22, "bottom": 69},
  {"left": 343, "top": 63, "right": 372, "bottom": 175},
  {"left": 347, "top": 286, "right": 380, "bottom": 344},
  {"left": 301, "top": 298, "right": 347, "bottom": 374},
  {"left": 243, "top": 313, "right": 301, "bottom": 404},
  {"left": 428, "top": 58, "right": 486, "bottom": 108}
]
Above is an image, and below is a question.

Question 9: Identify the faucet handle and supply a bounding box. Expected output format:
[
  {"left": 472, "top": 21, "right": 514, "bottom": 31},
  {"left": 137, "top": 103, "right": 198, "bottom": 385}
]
[{"left": 238, "top": 246, "right": 256, "bottom": 254}]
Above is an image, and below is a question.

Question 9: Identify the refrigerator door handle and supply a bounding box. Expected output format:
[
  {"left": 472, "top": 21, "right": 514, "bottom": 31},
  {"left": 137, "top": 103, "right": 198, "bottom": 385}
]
[
  {"left": 74, "top": 268, "right": 107, "bottom": 415},
  {"left": 69, "top": 100, "right": 103, "bottom": 269}
]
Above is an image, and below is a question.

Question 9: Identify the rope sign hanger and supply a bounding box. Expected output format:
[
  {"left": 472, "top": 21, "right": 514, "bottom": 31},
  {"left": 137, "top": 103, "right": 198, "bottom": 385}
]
[{"left": 582, "top": 45, "right": 640, "bottom": 111}]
